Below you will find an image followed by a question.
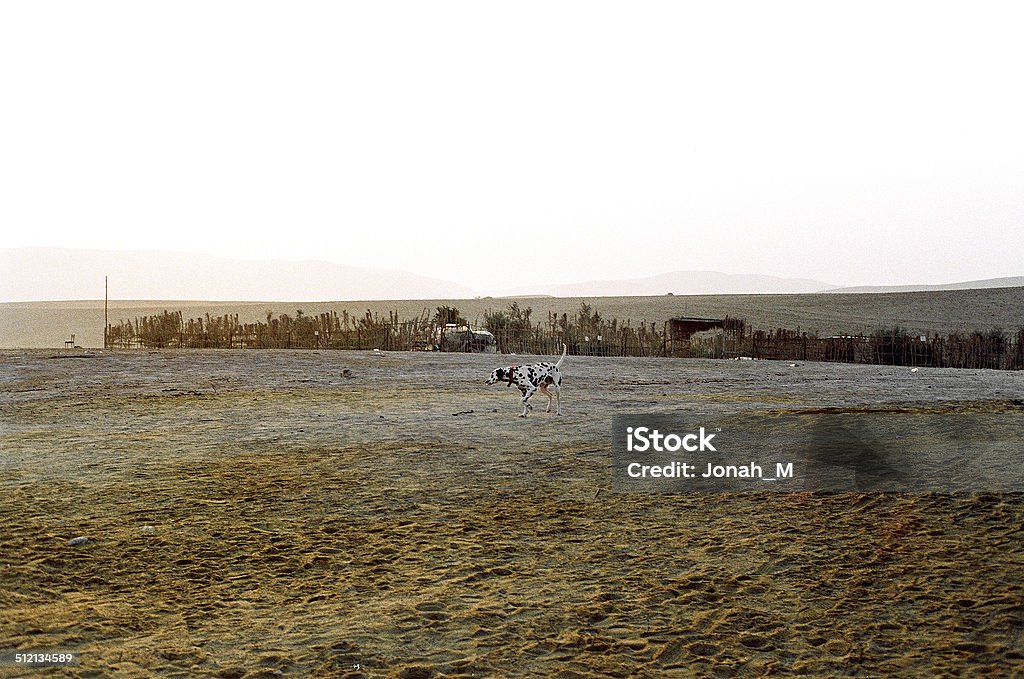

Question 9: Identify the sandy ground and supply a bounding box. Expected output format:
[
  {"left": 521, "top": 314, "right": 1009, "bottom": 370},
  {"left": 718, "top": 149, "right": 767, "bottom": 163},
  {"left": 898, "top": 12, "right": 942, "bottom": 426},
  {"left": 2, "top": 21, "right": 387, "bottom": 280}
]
[{"left": 1, "top": 349, "right": 1022, "bottom": 677}]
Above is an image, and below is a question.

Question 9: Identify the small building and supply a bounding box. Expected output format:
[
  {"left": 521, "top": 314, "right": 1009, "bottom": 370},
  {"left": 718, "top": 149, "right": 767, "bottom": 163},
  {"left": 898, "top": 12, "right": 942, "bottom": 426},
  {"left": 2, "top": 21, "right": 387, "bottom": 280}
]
[{"left": 667, "top": 317, "right": 745, "bottom": 358}]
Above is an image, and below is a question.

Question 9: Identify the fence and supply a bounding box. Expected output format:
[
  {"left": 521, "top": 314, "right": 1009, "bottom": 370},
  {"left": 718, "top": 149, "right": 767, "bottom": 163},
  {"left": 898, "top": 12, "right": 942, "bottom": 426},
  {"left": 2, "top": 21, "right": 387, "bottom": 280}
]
[
  {"left": 105, "top": 310, "right": 436, "bottom": 351},
  {"left": 106, "top": 309, "right": 1024, "bottom": 370},
  {"left": 742, "top": 328, "right": 1024, "bottom": 370},
  {"left": 485, "top": 326, "right": 667, "bottom": 358}
]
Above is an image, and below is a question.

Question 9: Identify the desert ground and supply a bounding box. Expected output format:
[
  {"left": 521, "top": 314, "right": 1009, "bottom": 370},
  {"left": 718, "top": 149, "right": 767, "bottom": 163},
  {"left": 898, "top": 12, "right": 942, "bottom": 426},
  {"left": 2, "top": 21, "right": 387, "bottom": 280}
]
[{"left": 1, "top": 348, "right": 1022, "bottom": 677}]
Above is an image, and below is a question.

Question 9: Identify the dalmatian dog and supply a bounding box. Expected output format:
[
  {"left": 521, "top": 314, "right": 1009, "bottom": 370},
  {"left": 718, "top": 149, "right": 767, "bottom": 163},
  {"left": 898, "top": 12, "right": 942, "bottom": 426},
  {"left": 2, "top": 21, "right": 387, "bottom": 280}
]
[{"left": 486, "top": 344, "right": 567, "bottom": 417}]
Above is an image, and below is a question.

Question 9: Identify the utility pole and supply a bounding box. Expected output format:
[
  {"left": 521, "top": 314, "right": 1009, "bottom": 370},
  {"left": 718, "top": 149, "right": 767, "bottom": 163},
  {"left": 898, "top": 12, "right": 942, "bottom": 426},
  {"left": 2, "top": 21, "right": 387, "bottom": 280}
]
[{"left": 104, "top": 276, "right": 108, "bottom": 350}]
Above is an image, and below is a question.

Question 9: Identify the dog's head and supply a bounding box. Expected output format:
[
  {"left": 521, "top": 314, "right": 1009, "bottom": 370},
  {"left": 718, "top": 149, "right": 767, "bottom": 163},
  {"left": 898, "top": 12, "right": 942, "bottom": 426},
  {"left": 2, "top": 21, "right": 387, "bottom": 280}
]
[{"left": 486, "top": 367, "right": 507, "bottom": 385}]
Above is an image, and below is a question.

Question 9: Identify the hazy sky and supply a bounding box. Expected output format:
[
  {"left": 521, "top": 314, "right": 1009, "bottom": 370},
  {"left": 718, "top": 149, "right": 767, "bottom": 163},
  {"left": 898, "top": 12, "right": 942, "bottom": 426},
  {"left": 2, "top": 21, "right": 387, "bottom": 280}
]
[{"left": 2, "top": 2, "right": 1022, "bottom": 294}]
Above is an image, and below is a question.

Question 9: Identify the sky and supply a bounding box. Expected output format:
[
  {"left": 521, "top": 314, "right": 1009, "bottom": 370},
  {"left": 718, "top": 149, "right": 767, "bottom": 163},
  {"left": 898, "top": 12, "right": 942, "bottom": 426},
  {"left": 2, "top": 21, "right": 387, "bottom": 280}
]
[{"left": 2, "top": 1, "right": 1022, "bottom": 295}]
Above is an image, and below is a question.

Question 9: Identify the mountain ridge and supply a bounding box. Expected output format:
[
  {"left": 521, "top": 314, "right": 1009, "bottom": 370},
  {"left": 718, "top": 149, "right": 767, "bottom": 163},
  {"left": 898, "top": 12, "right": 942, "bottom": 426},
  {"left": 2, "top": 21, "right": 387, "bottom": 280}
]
[
  {"left": 0, "top": 247, "right": 477, "bottom": 302},
  {"left": 2, "top": 247, "right": 1021, "bottom": 302}
]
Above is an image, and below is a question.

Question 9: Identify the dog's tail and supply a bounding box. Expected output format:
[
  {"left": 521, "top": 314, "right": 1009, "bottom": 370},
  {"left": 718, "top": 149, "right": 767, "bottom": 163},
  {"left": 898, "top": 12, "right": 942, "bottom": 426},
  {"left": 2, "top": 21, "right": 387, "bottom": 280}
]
[{"left": 555, "top": 343, "right": 567, "bottom": 368}]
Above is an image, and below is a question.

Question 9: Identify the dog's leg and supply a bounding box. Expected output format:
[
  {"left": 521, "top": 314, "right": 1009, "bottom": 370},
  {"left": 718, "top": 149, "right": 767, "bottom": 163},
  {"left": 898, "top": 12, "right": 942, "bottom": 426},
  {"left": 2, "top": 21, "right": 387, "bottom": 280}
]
[
  {"left": 520, "top": 386, "right": 536, "bottom": 418},
  {"left": 553, "top": 383, "right": 561, "bottom": 415},
  {"left": 539, "top": 384, "right": 553, "bottom": 412}
]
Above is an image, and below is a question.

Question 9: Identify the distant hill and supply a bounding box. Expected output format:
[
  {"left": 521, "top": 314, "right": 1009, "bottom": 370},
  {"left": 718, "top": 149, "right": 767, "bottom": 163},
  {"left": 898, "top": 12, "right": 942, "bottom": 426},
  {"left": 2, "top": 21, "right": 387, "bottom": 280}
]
[
  {"left": 532, "top": 270, "right": 836, "bottom": 297},
  {"left": 0, "top": 247, "right": 478, "bottom": 302},
  {"left": 827, "top": 276, "right": 1024, "bottom": 293},
  {"left": 4, "top": 247, "right": 1020, "bottom": 303}
]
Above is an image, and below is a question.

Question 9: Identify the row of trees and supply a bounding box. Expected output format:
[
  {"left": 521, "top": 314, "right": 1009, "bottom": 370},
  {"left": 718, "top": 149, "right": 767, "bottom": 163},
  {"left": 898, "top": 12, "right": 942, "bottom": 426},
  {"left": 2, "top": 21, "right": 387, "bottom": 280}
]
[
  {"left": 107, "top": 308, "right": 433, "bottom": 350},
  {"left": 482, "top": 301, "right": 667, "bottom": 356},
  {"left": 105, "top": 302, "right": 670, "bottom": 356},
  {"left": 106, "top": 304, "right": 1024, "bottom": 369}
]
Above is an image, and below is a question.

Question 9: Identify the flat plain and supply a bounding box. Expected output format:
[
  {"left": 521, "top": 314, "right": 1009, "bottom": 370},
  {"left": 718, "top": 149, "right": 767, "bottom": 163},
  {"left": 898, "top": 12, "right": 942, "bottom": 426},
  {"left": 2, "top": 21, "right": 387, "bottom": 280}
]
[
  {"left": 3, "top": 285, "right": 1024, "bottom": 349},
  {"left": 1, "top": 348, "right": 1022, "bottom": 677}
]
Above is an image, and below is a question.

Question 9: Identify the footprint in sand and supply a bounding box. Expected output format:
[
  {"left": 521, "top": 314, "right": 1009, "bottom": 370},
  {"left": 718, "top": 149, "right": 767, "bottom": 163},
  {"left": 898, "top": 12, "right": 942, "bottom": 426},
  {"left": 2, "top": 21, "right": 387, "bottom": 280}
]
[
  {"left": 618, "top": 639, "right": 648, "bottom": 652},
  {"left": 654, "top": 638, "right": 687, "bottom": 665},
  {"left": 656, "top": 638, "right": 723, "bottom": 666},
  {"left": 415, "top": 601, "right": 450, "bottom": 622},
  {"left": 738, "top": 634, "right": 773, "bottom": 651},
  {"left": 687, "top": 641, "right": 722, "bottom": 657}
]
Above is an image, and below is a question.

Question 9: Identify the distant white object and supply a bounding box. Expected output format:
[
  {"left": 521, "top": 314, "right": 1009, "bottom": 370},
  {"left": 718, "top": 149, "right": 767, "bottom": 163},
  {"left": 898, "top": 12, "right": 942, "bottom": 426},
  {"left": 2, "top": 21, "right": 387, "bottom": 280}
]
[
  {"left": 910, "top": 367, "right": 920, "bottom": 372},
  {"left": 789, "top": 363, "right": 798, "bottom": 367}
]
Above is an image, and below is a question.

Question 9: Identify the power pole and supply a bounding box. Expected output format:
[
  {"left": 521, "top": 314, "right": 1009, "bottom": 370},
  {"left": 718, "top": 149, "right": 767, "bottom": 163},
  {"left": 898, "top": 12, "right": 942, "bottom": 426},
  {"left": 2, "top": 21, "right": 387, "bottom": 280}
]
[{"left": 104, "top": 276, "right": 108, "bottom": 350}]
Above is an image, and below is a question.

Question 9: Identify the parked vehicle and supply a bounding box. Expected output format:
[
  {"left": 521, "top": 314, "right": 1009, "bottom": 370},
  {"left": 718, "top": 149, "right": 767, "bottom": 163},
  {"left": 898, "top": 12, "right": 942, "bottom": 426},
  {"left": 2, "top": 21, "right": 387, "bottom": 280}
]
[{"left": 433, "top": 324, "right": 497, "bottom": 353}]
